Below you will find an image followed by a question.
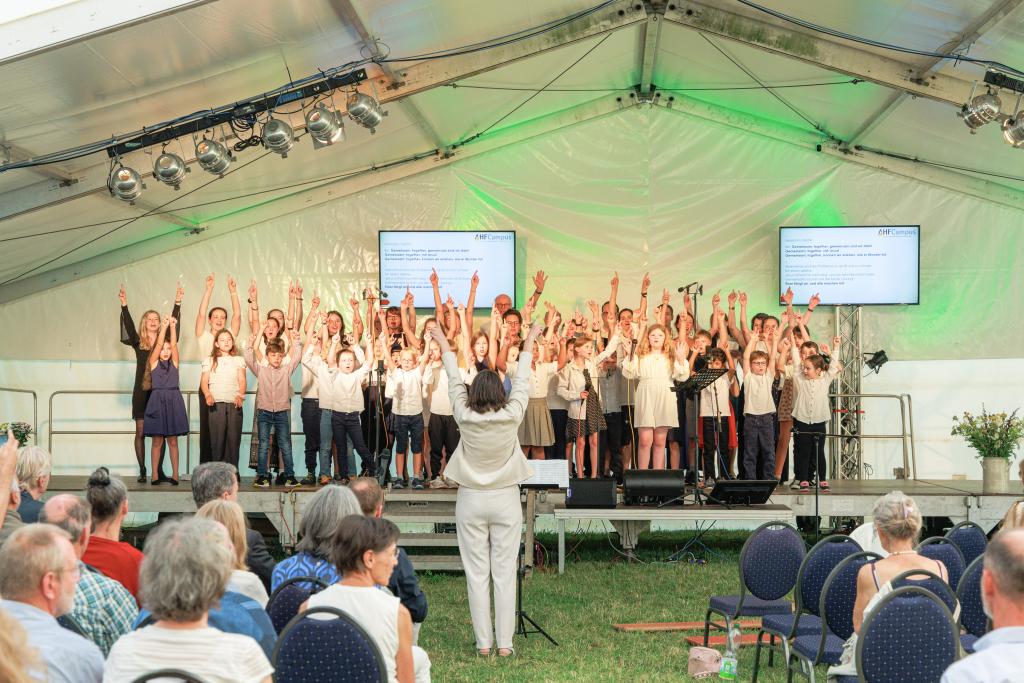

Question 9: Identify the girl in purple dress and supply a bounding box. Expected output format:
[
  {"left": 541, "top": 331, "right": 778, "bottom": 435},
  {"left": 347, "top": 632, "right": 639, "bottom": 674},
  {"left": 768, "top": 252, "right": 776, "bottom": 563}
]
[{"left": 143, "top": 315, "right": 188, "bottom": 485}]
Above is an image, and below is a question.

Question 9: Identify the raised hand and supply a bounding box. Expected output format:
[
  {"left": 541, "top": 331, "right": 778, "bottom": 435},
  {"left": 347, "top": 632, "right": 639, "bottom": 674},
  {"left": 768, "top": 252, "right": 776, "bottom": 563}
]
[
  {"left": 728, "top": 290, "right": 737, "bottom": 307},
  {"left": 118, "top": 284, "right": 127, "bottom": 306},
  {"left": 611, "top": 271, "right": 619, "bottom": 288},
  {"left": 319, "top": 312, "right": 328, "bottom": 324},
  {"left": 227, "top": 276, "right": 237, "bottom": 294},
  {"left": 674, "top": 340, "right": 688, "bottom": 363},
  {"left": 349, "top": 297, "right": 360, "bottom": 310},
  {"left": 533, "top": 270, "right": 547, "bottom": 292},
  {"left": 205, "top": 274, "right": 215, "bottom": 291},
  {"left": 471, "top": 270, "right": 480, "bottom": 288},
  {"left": 661, "top": 289, "right": 670, "bottom": 305},
  {"left": 641, "top": 272, "right": 651, "bottom": 293},
  {"left": 525, "top": 322, "right": 545, "bottom": 343},
  {"left": 311, "top": 293, "right": 321, "bottom": 309},
  {"left": 175, "top": 281, "right": 185, "bottom": 303},
  {"left": 738, "top": 291, "right": 747, "bottom": 307},
  {"left": 809, "top": 292, "right": 821, "bottom": 310},
  {"left": 285, "top": 317, "right": 294, "bottom": 331},
  {"left": 162, "top": 315, "right": 172, "bottom": 327},
  {"left": 711, "top": 290, "right": 721, "bottom": 309},
  {"left": 779, "top": 337, "right": 792, "bottom": 354},
  {"left": 586, "top": 299, "right": 599, "bottom": 316},
  {"left": 820, "top": 343, "right": 831, "bottom": 355},
  {"left": 832, "top": 335, "right": 842, "bottom": 349},
  {"left": 429, "top": 268, "right": 439, "bottom": 287},
  {"left": 782, "top": 286, "right": 794, "bottom": 305},
  {"left": 169, "top": 316, "right": 177, "bottom": 329},
  {"left": 248, "top": 280, "right": 257, "bottom": 300}
]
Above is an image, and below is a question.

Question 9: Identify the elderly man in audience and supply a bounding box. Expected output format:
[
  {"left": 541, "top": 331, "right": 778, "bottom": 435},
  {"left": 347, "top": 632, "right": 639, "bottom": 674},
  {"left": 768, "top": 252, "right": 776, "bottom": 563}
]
[
  {"left": 38, "top": 493, "right": 138, "bottom": 655},
  {"left": 941, "top": 529, "right": 1024, "bottom": 683},
  {"left": 271, "top": 484, "right": 362, "bottom": 590},
  {"left": 191, "top": 461, "right": 276, "bottom": 591},
  {"left": 349, "top": 477, "right": 428, "bottom": 642},
  {"left": 15, "top": 446, "right": 51, "bottom": 523},
  {"left": 0, "top": 470, "right": 23, "bottom": 546},
  {"left": 82, "top": 467, "right": 144, "bottom": 600},
  {"left": 0, "top": 524, "right": 104, "bottom": 683},
  {"left": 105, "top": 517, "right": 274, "bottom": 683}
]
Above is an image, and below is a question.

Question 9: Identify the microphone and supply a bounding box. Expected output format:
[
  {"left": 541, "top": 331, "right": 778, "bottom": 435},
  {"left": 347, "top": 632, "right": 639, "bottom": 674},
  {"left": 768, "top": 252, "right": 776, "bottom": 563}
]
[
  {"left": 362, "top": 288, "right": 389, "bottom": 300},
  {"left": 677, "top": 282, "right": 699, "bottom": 293}
]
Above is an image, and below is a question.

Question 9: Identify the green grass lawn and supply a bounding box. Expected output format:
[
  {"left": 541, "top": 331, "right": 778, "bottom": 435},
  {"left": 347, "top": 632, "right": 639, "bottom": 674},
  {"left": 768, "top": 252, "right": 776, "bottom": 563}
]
[{"left": 415, "top": 531, "right": 831, "bottom": 682}]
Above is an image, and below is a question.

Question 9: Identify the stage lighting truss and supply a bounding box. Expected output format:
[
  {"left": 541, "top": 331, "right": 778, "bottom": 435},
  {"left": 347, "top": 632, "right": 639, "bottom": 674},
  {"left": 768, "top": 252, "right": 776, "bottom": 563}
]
[
  {"left": 959, "top": 84, "right": 1002, "bottom": 133},
  {"left": 194, "top": 132, "right": 233, "bottom": 176},
  {"left": 262, "top": 117, "right": 294, "bottom": 157},
  {"left": 347, "top": 89, "right": 387, "bottom": 134},
  {"left": 107, "top": 160, "right": 144, "bottom": 204},
  {"left": 305, "top": 102, "right": 345, "bottom": 148},
  {"left": 152, "top": 147, "right": 189, "bottom": 190}
]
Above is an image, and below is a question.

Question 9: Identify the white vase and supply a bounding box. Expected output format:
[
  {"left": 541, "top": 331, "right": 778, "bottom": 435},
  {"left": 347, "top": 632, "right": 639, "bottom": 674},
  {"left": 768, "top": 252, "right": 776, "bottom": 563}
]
[{"left": 981, "top": 456, "right": 1011, "bottom": 493}]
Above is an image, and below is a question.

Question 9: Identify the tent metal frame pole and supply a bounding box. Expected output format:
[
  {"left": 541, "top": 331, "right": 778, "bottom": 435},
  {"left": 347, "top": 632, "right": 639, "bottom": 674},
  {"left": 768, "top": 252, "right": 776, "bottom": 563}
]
[{"left": 833, "top": 306, "right": 863, "bottom": 480}]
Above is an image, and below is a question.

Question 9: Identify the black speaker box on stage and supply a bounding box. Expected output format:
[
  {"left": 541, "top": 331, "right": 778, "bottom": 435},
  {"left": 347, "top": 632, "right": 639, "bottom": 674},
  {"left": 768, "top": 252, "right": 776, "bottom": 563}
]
[
  {"left": 706, "top": 479, "right": 777, "bottom": 506},
  {"left": 565, "top": 478, "right": 617, "bottom": 509},
  {"left": 622, "top": 470, "right": 688, "bottom": 505}
]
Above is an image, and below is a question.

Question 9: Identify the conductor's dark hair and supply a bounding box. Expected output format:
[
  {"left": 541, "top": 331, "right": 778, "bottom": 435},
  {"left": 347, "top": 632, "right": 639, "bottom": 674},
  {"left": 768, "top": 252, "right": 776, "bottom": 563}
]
[{"left": 467, "top": 370, "right": 508, "bottom": 413}]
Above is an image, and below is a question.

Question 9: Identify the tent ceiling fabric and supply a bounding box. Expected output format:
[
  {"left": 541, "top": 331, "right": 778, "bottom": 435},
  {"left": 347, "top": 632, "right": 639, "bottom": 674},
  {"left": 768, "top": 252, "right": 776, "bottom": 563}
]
[{"left": 1, "top": 0, "right": 1024, "bottom": 300}]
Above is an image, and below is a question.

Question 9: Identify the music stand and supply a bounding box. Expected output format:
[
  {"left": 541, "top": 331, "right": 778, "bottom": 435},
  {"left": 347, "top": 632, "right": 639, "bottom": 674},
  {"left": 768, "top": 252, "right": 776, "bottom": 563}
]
[{"left": 671, "top": 367, "right": 727, "bottom": 506}]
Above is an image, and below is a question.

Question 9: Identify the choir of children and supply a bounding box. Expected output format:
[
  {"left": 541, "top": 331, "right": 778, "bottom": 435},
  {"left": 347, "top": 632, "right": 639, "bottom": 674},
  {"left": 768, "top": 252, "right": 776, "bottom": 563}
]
[{"left": 120, "top": 271, "right": 841, "bottom": 490}]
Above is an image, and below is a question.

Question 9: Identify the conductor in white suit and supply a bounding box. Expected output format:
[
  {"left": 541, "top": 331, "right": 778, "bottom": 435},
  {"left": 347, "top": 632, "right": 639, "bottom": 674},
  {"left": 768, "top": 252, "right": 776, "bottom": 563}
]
[{"left": 428, "top": 322, "right": 544, "bottom": 657}]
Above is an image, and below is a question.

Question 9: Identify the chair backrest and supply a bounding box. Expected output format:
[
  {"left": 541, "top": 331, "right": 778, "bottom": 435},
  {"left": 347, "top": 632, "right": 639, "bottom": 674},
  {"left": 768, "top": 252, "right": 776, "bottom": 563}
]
[
  {"left": 272, "top": 606, "right": 388, "bottom": 683},
  {"left": 57, "top": 613, "right": 87, "bottom": 636},
  {"left": 917, "top": 536, "right": 966, "bottom": 590},
  {"left": 795, "top": 534, "right": 862, "bottom": 617},
  {"left": 945, "top": 521, "right": 987, "bottom": 566},
  {"left": 739, "top": 521, "right": 805, "bottom": 602},
  {"left": 129, "top": 670, "right": 212, "bottom": 683},
  {"left": 888, "top": 568, "right": 958, "bottom": 615},
  {"left": 266, "top": 575, "right": 331, "bottom": 635},
  {"left": 856, "top": 586, "right": 960, "bottom": 683},
  {"left": 956, "top": 555, "right": 989, "bottom": 637},
  {"left": 820, "top": 550, "right": 883, "bottom": 642}
]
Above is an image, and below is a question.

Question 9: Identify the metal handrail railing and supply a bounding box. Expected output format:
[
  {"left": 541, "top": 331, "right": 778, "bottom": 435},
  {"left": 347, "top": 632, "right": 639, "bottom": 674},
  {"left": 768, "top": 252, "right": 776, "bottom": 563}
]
[
  {"left": 49, "top": 388, "right": 304, "bottom": 473},
  {"left": 0, "top": 387, "right": 38, "bottom": 444},
  {"left": 829, "top": 392, "right": 916, "bottom": 480}
]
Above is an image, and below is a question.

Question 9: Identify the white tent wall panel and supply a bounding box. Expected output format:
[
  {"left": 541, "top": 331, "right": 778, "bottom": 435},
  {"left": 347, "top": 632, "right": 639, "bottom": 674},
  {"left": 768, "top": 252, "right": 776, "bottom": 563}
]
[{"left": 0, "top": 106, "right": 1021, "bottom": 476}]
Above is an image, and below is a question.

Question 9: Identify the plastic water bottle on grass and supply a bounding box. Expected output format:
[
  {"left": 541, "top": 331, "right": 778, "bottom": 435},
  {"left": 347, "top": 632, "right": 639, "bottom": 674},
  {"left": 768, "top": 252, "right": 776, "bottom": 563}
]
[{"left": 719, "top": 624, "right": 740, "bottom": 679}]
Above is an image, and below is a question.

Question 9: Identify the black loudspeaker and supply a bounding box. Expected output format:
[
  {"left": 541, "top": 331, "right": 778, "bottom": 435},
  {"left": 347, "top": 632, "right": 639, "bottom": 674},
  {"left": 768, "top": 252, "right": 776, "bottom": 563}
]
[
  {"left": 706, "top": 479, "right": 777, "bottom": 506},
  {"left": 565, "top": 478, "right": 617, "bottom": 509},
  {"left": 622, "top": 470, "right": 688, "bottom": 505}
]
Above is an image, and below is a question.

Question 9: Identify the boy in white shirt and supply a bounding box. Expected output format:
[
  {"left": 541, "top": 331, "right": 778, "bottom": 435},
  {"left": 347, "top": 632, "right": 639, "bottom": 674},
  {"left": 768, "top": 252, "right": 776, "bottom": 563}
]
[
  {"left": 741, "top": 327, "right": 781, "bottom": 481},
  {"left": 698, "top": 337, "right": 740, "bottom": 488},
  {"left": 385, "top": 346, "right": 429, "bottom": 489}
]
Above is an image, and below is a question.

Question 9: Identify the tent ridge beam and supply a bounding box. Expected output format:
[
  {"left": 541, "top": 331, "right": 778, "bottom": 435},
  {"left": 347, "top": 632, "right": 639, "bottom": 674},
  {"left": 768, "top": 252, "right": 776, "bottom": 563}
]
[
  {"left": 664, "top": 0, "right": 979, "bottom": 108},
  {"left": 639, "top": 2, "right": 666, "bottom": 93}
]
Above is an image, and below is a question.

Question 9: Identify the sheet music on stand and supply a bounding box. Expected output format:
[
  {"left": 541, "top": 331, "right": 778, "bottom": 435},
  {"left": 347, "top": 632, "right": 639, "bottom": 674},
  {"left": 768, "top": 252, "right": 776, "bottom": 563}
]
[
  {"left": 672, "top": 367, "right": 727, "bottom": 396},
  {"left": 522, "top": 460, "right": 570, "bottom": 489}
]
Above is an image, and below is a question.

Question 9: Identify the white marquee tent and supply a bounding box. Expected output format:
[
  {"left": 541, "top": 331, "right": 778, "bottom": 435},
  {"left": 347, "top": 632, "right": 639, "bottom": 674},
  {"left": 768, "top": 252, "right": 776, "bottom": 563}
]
[{"left": 0, "top": 0, "right": 1022, "bottom": 478}]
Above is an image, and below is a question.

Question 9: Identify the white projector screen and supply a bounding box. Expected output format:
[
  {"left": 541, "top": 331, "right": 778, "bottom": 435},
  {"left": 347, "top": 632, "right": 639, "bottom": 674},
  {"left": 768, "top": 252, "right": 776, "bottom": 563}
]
[
  {"left": 779, "top": 226, "right": 920, "bottom": 306},
  {"left": 379, "top": 230, "right": 516, "bottom": 309}
]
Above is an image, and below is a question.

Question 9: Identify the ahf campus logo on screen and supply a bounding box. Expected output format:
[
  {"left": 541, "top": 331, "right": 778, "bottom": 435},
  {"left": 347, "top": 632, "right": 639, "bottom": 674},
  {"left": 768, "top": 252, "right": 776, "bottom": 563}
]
[
  {"left": 877, "top": 227, "right": 916, "bottom": 237},
  {"left": 474, "top": 233, "right": 513, "bottom": 241}
]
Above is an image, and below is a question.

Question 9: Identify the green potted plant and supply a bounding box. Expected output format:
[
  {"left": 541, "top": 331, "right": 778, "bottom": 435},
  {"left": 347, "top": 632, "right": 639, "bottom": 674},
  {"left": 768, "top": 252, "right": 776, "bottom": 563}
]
[
  {"left": 951, "top": 407, "right": 1024, "bottom": 493},
  {"left": 0, "top": 421, "right": 33, "bottom": 447}
]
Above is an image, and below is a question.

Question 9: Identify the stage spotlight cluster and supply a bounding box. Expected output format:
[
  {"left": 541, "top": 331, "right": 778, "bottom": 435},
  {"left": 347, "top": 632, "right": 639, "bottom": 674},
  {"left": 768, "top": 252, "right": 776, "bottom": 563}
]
[{"left": 105, "top": 89, "right": 385, "bottom": 204}]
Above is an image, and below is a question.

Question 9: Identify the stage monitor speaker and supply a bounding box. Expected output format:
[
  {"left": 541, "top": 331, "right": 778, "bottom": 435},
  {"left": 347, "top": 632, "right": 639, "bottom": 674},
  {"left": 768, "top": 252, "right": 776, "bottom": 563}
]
[
  {"left": 706, "top": 479, "right": 777, "bottom": 506},
  {"left": 565, "top": 478, "right": 617, "bottom": 509},
  {"left": 622, "top": 470, "right": 687, "bottom": 505}
]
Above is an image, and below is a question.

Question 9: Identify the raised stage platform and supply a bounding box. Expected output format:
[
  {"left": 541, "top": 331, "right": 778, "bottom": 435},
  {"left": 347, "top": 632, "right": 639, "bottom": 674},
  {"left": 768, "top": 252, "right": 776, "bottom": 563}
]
[{"left": 44, "top": 476, "right": 1019, "bottom": 572}]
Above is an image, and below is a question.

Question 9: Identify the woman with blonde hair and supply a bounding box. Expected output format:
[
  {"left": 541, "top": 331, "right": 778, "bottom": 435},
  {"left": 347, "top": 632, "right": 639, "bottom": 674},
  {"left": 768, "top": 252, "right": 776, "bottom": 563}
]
[
  {"left": 15, "top": 446, "right": 51, "bottom": 523},
  {"left": 196, "top": 499, "right": 268, "bottom": 606},
  {"left": 0, "top": 609, "right": 41, "bottom": 683},
  {"left": 828, "top": 490, "right": 951, "bottom": 680}
]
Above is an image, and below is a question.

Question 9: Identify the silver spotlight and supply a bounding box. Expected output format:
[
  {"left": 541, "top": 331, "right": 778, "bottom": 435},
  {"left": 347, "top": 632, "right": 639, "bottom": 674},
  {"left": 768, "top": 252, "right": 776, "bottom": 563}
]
[
  {"left": 960, "top": 91, "right": 1002, "bottom": 133},
  {"left": 262, "top": 118, "right": 294, "bottom": 157},
  {"left": 1003, "top": 116, "right": 1024, "bottom": 147},
  {"left": 305, "top": 104, "right": 345, "bottom": 148},
  {"left": 195, "top": 138, "right": 232, "bottom": 175},
  {"left": 108, "top": 164, "right": 144, "bottom": 204},
  {"left": 347, "top": 91, "right": 387, "bottom": 134},
  {"left": 153, "top": 151, "right": 188, "bottom": 190}
]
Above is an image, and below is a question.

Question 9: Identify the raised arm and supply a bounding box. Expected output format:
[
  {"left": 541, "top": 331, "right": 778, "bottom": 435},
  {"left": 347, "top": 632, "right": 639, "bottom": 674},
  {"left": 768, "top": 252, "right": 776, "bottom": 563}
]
[
  {"left": 349, "top": 296, "right": 364, "bottom": 341},
  {"left": 606, "top": 271, "right": 619, "bottom": 337},
  {"left": 119, "top": 284, "right": 139, "bottom": 347},
  {"left": 227, "top": 276, "right": 241, "bottom": 337},
  {"left": 195, "top": 274, "right": 214, "bottom": 338},
  {"left": 148, "top": 316, "right": 171, "bottom": 369},
  {"left": 466, "top": 270, "right": 479, "bottom": 318},
  {"left": 768, "top": 327, "right": 781, "bottom": 377},
  {"left": 248, "top": 280, "right": 260, "bottom": 333},
  {"left": 429, "top": 269, "right": 445, "bottom": 326},
  {"left": 303, "top": 292, "right": 320, "bottom": 340},
  {"left": 169, "top": 315, "right": 180, "bottom": 367},
  {"left": 737, "top": 290, "right": 750, "bottom": 346},
  {"left": 400, "top": 290, "right": 420, "bottom": 350},
  {"left": 526, "top": 270, "right": 546, "bottom": 312},
  {"left": 725, "top": 290, "right": 744, "bottom": 347},
  {"left": 742, "top": 324, "right": 755, "bottom": 375},
  {"left": 637, "top": 272, "right": 650, "bottom": 322}
]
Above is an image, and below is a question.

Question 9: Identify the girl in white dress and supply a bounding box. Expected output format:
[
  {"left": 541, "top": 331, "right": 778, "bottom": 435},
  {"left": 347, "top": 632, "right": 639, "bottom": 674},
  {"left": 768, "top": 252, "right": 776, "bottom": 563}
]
[{"left": 621, "top": 322, "right": 690, "bottom": 470}]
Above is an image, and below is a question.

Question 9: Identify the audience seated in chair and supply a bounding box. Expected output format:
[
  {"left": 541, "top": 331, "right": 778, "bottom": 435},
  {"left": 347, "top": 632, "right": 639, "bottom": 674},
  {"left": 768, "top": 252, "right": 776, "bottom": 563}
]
[
  {"left": 0, "top": 524, "right": 104, "bottom": 683},
  {"left": 828, "top": 491, "right": 948, "bottom": 680},
  {"left": 941, "top": 529, "right": 1024, "bottom": 683},
  {"left": 349, "top": 477, "right": 429, "bottom": 642},
  {"left": 191, "top": 462, "right": 276, "bottom": 591},
  {"left": 304, "top": 515, "right": 431, "bottom": 683},
  {"left": 271, "top": 484, "right": 362, "bottom": 591},
  {"left": 104, "top": 517, "right": 274, "bottom": 683},
  {"left": 14, "top": 446, "right": 51, "bottom": 523},
  {"left": 38, "top": 493, "right": 138, "bottom": 655},
  {"left": 82, "top": 467, "right": 144, "bottom": 600},
  {"left": 196, "top": 499, "right": 269, "bottom": 607}
]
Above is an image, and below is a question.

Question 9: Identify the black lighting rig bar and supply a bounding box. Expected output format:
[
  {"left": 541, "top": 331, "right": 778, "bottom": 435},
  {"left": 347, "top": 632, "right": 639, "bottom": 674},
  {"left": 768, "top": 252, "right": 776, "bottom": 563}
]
[
  {"left": 107, "top": 68, "right": 368, "bottom": 158},
  {"left": 984, "top": 69, "right": 1024, "bottom": 95}
]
